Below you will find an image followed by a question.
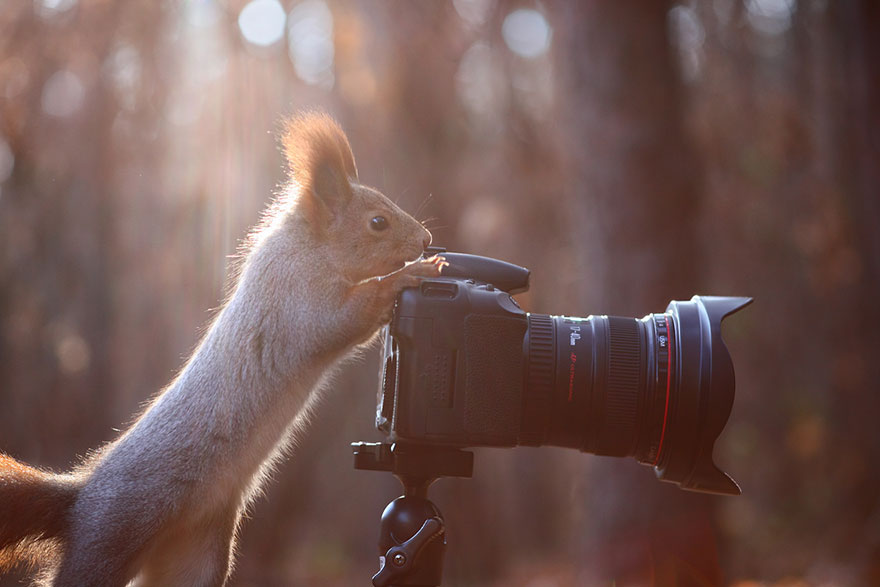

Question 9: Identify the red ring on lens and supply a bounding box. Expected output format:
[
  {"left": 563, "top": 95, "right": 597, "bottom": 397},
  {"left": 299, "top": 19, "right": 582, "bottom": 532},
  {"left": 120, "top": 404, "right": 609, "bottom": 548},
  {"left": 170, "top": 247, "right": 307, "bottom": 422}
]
[{"left": 653, "top": 315, "right": 673, "bottom": 466}]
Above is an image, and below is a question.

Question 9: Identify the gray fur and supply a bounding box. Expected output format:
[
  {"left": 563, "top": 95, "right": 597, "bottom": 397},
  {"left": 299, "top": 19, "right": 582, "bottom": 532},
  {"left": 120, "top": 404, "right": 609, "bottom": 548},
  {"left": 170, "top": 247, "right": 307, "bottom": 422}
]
[{"left": 2, "top": 114, "right": 440, "bottom": 586}]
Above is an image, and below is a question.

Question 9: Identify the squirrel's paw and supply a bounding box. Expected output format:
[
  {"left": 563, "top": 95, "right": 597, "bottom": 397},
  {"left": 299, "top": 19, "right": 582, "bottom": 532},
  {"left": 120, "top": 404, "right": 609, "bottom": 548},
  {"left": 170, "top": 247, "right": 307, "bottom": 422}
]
[
  {"left": 392, "top": 255, "right": 447, "bottom": 289},
  {"left": 356, "top": 257, "right": 447, "bottom": 333},
  {"left": 374, "top": 256, "right": 447, "bottom": 311},
  {"left": 401, "top": 255, "right": 448, "bottom": 280}
]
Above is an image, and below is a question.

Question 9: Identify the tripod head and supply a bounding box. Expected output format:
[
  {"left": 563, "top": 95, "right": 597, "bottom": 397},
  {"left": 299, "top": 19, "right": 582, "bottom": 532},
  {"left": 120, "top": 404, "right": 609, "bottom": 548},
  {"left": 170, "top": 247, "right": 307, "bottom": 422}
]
[{"left": 352, "top": 442, "right": 473, "bottom": 587}]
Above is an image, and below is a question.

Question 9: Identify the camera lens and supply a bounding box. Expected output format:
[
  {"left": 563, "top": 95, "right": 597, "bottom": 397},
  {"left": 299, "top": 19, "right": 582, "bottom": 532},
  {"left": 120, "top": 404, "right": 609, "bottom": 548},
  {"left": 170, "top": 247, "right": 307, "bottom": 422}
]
[
  {"left": 520, "top": 296, "right": 751, "bottom": 495},
  {"left": 519, "top": 313, "right": 667, "bottom": 460}
]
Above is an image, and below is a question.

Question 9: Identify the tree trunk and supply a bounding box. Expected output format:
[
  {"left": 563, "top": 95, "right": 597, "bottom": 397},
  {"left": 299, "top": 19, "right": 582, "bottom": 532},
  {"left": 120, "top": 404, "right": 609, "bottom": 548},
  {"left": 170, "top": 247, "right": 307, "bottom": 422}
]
[{"left": 560, "top": 2, "right": 721, "bottom": 585}]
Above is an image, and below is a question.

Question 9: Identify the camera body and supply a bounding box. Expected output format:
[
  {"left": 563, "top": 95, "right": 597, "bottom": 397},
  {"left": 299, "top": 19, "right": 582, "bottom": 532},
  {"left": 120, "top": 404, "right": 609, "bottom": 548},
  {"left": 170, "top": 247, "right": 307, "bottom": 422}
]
[
  {"left": 357, "top": 249, "right": 751, "bottom": 587},
  {"left": 373, "top": 250, "right": 751, "bottom": 495},
  {"left": 377, "top": 253, "right": 531, "bottom": 448}
]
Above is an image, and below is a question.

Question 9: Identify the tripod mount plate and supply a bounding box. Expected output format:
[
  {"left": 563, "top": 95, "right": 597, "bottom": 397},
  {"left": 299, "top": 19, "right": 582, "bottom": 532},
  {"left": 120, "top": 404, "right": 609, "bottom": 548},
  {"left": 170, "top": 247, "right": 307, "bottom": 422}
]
[{"left": 352, "top": 442, "right": 474, "bottom": 480}]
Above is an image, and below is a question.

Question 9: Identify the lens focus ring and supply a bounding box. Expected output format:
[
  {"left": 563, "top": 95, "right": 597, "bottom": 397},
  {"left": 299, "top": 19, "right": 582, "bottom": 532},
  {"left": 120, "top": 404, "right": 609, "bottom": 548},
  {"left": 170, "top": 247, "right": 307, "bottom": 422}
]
[
  {"left": 520, "top": 314, "right": 555, "bottom": 446},
  {"left": 600, "top": 317, "right": 642, "bottom": 456}
]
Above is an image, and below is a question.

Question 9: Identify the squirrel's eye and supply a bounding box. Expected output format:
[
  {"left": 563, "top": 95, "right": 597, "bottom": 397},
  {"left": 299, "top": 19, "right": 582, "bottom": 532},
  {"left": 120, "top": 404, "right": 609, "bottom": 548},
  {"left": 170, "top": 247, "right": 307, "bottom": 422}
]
[{"left": 370, "top": 216, "right": 389, "bottom": 231}]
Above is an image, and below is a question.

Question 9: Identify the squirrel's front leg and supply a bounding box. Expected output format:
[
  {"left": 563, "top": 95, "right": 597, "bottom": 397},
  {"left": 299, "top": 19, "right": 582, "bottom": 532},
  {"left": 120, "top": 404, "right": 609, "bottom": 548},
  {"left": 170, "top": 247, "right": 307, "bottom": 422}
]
[{"left": 344, "top": 255, "right": 447, "bottom": 343}]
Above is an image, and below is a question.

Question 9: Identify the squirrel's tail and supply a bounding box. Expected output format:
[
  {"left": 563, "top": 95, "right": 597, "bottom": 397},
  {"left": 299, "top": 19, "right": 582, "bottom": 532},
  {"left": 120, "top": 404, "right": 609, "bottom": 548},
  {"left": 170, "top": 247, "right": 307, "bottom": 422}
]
[{"left": 0, "top": 453, "right": 79, "bottom": 572}]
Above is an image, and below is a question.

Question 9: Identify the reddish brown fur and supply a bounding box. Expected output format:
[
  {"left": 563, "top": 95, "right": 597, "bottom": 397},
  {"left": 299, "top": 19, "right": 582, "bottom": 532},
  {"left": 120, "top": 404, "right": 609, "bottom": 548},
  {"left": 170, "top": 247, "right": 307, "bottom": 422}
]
[
  {"left": 282, "top": 111, "right": 357, "bottom": 181},
  {"left": 0, "top": 454, "right": 78, "bottom": 571},
  {"left": 282, "top": 112, "right": 359, "bottom": 230}
]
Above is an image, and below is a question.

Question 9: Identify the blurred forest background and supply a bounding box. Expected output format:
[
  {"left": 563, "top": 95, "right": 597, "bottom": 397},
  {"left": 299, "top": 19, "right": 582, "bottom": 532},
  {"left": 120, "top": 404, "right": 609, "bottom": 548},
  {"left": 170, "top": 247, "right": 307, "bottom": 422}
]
[{"left": 1, "top": 0, "right": 878, "bottom": 585}]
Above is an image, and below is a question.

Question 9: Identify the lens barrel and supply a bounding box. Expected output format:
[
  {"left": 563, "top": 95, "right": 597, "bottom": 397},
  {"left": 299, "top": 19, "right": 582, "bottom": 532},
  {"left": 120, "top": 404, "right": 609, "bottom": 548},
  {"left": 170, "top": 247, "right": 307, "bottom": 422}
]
[
  {"left": 521, "top": 296, "right": 751, "bottom": 496},
  {"left": 520, "top": 313, "right": 667, "bottom": 461}
]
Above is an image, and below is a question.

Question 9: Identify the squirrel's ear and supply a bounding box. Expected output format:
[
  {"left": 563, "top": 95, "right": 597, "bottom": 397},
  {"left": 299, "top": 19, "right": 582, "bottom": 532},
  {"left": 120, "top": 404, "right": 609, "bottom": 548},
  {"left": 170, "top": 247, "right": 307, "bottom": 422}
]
[{"left": 282, "top": 112, "right": 359, "bottom": 224}]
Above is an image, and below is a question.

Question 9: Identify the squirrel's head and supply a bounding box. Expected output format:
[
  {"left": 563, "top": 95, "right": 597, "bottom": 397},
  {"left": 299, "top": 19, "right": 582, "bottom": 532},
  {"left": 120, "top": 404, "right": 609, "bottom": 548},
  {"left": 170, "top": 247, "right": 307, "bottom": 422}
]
[{"left": 281, "top": 112, "right": 431, "bottom": 282}]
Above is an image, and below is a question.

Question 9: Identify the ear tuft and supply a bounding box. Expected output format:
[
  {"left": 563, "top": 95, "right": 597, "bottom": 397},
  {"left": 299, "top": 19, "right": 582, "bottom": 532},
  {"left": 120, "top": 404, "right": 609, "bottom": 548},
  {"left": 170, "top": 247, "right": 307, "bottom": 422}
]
[{"left": 282, "top": 112, "right": 358, "bottom": 220}]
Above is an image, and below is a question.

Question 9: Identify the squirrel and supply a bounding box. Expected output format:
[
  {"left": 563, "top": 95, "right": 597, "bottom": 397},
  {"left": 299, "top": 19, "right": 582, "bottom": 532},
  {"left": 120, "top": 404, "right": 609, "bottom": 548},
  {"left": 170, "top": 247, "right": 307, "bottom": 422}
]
[{"left": 0, "top": 112, "right": 445, "bottom": 586}]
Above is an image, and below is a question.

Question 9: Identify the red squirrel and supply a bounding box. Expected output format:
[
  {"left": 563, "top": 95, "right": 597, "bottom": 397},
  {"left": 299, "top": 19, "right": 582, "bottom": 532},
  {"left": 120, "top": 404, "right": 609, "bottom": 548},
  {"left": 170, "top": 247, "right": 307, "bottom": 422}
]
[{"left": 0, "top": 112, "right": 444, "bottom": 586}]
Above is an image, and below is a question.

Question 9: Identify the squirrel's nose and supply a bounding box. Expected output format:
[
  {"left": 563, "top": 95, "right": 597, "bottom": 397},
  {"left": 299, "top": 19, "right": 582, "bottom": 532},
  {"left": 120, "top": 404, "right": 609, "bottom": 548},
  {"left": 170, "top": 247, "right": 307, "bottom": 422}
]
[{"left": 422, "top": 229, "right": 432, "bottom": 250}]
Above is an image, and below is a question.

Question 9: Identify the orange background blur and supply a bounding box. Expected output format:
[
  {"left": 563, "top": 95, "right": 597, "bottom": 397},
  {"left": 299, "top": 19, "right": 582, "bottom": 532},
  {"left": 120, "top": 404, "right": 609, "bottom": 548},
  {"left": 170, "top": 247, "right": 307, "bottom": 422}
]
[{"left": 1, "top": 1, "right": 878, "bottom": 585}]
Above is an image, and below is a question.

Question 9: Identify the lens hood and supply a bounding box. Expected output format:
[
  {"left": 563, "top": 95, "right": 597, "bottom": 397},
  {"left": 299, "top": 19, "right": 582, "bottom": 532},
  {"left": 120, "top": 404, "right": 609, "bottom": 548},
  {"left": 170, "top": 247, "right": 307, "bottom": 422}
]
[{"left": 653, "top": 296, "right": 752, "bottom": 495}]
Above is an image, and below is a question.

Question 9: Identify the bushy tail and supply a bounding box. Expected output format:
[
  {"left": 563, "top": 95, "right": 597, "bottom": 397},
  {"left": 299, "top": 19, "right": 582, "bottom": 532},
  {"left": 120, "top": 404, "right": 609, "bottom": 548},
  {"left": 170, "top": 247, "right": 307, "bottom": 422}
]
[{"left": 0, "top": 453, "right": 79, "bottom": 572}]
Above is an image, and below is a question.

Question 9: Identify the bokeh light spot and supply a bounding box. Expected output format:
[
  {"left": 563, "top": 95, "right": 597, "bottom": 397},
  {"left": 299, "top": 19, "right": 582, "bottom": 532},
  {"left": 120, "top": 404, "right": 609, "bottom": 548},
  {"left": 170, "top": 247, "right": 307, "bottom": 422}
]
[
  {"left": 35, "top": 0, "right": 77, "bottom": 18},
  {"left": 746, "top": 0, "right": 796, "bottom": 36},
  {"left": 502, "top": 9, "right": 552, "bottom": 59},
  {"left": 0, "top": 136, "right": 14, "bottom": 183},
  {"left": 238, "top": 0, "right": 286, "bottom": 47},
  {"left": 669, "top": 5, "right": 705, "bottom": 52},
  {"left": 105, "top": 45, "right": 142, "bottom": 111},
  {"left": 186, "top": 0, "right": 221, "bottom": 29},
  {"left": 288, "top": 0, "right": 334, "bottom": 88},
  {"left": 668, "top": 5, "right": 705, "bottom": 82},
  {"left": 55, "top": 333, "right": 91, "bottom": 375},
  {"left": 41, "top": 70, "right": 85, "bottom": 118},
  {"left": 455, "top": 41, "right": 507, "bottom": 130},
  {"left": 453, "top": 0, "right": 494, "bottom": 28}
]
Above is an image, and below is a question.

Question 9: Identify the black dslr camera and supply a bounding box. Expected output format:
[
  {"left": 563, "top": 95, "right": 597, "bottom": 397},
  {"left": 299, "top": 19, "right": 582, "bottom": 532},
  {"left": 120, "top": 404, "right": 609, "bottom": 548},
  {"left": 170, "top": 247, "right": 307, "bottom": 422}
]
[{"left": 353, "top": 250, "right": 751, "bottom": 586}]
